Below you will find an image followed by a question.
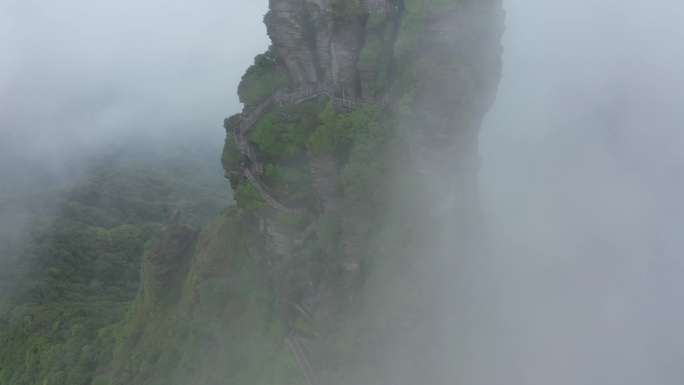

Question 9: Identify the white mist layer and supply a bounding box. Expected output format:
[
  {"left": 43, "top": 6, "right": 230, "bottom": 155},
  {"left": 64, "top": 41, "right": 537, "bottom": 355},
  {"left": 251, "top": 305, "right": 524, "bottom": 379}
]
[
  {"left": 0, "top": 0, "right": 269, "bottom": 160},
  {"left": 478, "top": 0, "right": 684, "bottom": 383}
]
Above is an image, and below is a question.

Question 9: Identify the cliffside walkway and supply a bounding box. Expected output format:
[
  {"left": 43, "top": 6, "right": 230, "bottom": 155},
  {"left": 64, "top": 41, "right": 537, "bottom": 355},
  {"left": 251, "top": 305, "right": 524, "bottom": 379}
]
[
  {"left": 244, "top": 168, "right": 311, "bottom": 217},
  {"left": 286, "top": 336, "right": 319, "bottom": 385},
  {"left": 232, "top": 84, "right": 388, "bottom": 245}
]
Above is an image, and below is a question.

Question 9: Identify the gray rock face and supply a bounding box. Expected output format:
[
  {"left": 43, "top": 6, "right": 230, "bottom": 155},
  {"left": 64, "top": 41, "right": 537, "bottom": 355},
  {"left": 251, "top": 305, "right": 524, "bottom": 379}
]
[
  {"left": 265, "top": 217, "right": 293, "bottom": 257},
  {"left": 358, "top": 70, "right": 376, "bottom": 99},
  {"left": 266, "top": 0, "right": 363, "bottom": 94},
  {"left": 267, "top": 0, "right": 319, "bottom": 84},
  {"left": 357, "top": 15, "right": 395, "bottom": 99},
  {"left": 305, "top": 0, "right": 334, "bottom": 84},
  {"left": 330, "top": 21, "right": 362, "bottom": 95},
  {"left": 310, "top": 153, "right": 342, "bottom": 213},
  {"left": 341, "top": 229, "right": 363, "bottom": 259},
  {"left": 142, "top": 222, "right": 198, "bottom": 307},
  {"left": 401, "top": 7, "right": 505, "bottom": 208},
  {"left": 340, "top": 229, "right": 363, "bottom": 285}
]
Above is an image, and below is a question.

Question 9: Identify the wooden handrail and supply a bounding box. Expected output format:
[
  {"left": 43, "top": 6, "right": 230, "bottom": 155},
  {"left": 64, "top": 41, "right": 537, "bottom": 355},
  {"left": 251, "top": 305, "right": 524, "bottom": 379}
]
[{"left": 294, "top": 219, "right": 318, "bottom": 246}]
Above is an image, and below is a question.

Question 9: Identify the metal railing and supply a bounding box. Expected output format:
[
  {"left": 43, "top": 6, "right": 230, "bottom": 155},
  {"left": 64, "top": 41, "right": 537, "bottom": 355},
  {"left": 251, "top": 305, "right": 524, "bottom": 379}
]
[
  {"left": 293, "top": 303, "right": 315, "bottom": 324},
  {"left": 286, "top": 337, "right": 319, "bottom": 385},
  {"left": 231, "top": 84, "right": 390, "bottom": 246},
  {"left": 244, "top": 168, "right": 309, "bottom": 216},
  {"left": 342, "top": 262, "right": 361, "bottom": 275},
  {"left": 294, "top": 219, "right": 318, "bottom": 246},
  {"left": 268, "top": 1, "right": 395, "bottom": 14}
]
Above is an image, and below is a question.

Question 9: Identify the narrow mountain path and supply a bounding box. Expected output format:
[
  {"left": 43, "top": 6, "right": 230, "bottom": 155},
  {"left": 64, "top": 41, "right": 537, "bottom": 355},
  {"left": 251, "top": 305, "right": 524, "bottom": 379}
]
[
  {"left": 232, "top": 6, "right": 396, "bottom": 383},
  {"left": 232, "top": 85, "right": 388, "bottom": 244}
]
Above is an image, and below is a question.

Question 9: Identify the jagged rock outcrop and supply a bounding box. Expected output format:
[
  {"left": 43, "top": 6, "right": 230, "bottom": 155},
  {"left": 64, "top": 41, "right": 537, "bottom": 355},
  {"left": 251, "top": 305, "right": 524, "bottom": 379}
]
[
  {"left": 222, "top": 1, "right": 504, "bottom": 382},
  {"left": 330, "top": 20, "right": 363, "bottom": 94},
  {"left": 265, "top": 217, "right": 293, "bottom": 257},
  {"left": 357, "top": 13, "right": 395, "bottom": 99},
  {"left": 266, "top": 0, "right": 319, "bottom": 84},
  {"left": 399, "top": 4, "right": 505, "bottom": 211},
  {"left": 305, "top": 0, "right": 334, "bottom": 84},
  {"left": 265, "top": 0, "right": 364, "bottom": 94},
  {"left": 140, "top": 210, "right": 198, "bottom": 306},
  {"left": 309, "top": 153, "right": 343, "bottom": 213}
]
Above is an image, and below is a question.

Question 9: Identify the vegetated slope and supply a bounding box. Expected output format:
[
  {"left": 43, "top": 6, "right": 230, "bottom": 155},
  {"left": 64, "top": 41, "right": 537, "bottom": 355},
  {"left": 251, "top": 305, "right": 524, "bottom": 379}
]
[
  {"left": 82, "top": 0, "right": 504, "bottom": 384},
  {"left": 0, "top": 152, "right": 231, "bottom": 385},
  {"left": 0, "top": 0, "right": 504, "bottom": 384}
]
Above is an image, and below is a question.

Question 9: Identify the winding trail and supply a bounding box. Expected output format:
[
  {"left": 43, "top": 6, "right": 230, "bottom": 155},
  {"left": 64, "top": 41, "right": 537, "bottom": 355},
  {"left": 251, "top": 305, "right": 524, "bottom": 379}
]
[
  {"left": 232, "top": 84, "right": 388, "bottom": 244},
  {"left": 233, "top": 5, "right": 397, "bottom": 383}
]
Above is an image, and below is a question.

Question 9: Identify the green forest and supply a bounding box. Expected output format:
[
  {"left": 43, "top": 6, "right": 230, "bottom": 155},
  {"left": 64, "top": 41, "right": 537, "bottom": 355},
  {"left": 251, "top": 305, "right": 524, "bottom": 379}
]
[{"left": 0, "top": 149, "right": 232, "bottom": 384}]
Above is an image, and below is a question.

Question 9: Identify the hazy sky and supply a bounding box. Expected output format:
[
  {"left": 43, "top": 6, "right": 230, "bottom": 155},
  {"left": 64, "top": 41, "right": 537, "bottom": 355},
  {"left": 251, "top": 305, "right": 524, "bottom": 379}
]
[
  {"left": 0, "top": 0, "right": 269, "bottom": 159},
  {"left": 479, "top": 0, "right": 684, "bottom": 383}
]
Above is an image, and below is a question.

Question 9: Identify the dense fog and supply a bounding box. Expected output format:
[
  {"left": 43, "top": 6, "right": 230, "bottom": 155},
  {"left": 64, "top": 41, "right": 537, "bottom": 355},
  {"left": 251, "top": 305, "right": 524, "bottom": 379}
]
[
  {"left": 0, "top": 0, "right": 269, "bottom": 198},
  {"left": 478, "top": 0, "right": 684, "bottom": 383},
  {"left": 0, "top": 0, "right": 270, "bottom": 293}
]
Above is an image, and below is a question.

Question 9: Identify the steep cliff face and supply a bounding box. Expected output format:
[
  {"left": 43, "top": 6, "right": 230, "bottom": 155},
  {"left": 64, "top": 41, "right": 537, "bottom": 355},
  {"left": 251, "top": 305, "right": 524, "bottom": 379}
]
[
  {"left": 139, "top": 210, "right": 198, "bottom": 308},
  {"left": 234, "top": 0, "right": 503, "bottom": 257},
  {"left": 218, "top": 1, "right": 504, "bottom": 383},
  {"left": 309, "top": 152, "right": 343, "bottom": 213},
  {"left": 265, "top": 1, "right": 319, "bottom": 84},
  {"left": 88, "top": 1, "right": 504, "bottom": 384},
  {"left": 0, "top": 2, "right": 504, "bottom": 383},
  {"left": 265, "top": 0, "right": 369, "bottom": 94},
  {"left": 396, "top": 3, "right": 505, "bottom": 209}
]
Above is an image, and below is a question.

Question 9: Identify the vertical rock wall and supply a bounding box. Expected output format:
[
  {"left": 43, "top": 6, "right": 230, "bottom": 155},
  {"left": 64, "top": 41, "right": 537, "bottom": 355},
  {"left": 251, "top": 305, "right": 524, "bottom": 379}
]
[
  {"left": 223, "top": 1, "right": 505, "bottom": 383},
  {"left": 266, "top": 0, "right": 319, "bottom": 84},
  {"left": 398, "top": 3, "right": 505, "bottom": 212},
  {"left": 330, "top": 20, "right": 363, "bottom": 94},
  {"left": 265, "top": 0, "right": 363, "bottom": 93}
]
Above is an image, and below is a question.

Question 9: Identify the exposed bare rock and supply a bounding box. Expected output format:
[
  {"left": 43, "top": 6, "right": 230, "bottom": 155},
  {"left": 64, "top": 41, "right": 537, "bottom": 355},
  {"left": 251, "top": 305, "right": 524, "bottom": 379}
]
[
  {"left": 358, "top": 68, "right": 377, "bottom": 100},
  {"left": 305, "top": 0, "right": 334, "bottom": 84},
  {"left": 341, "top": 229, "right": 364, "bottom": 258},
  {"left": 330, "top": 21, "right": 363, "bottom": 95},
  {"left": 166, "top": 208, "right": 181, "bottom": 229},
  {"left": 310, "top": 153, "right": 343, "bottom": 213},
  {"left": 400, "top": 6, "right": 505, "bottom": 210},
  {"left": 141, "top": 214, "right": 198, "bottom": 307},
  {"left": 357, "top": 14, "right": 397, "bottom": 99},
  {"left": 266, "top": 0, "right": 319, "bottom": 84},
  {"left": 265, "top": 217, "right": 293, "bottom": 257},
  {"left": 265, "top": 0, "right": 364, "bottom": 95}
]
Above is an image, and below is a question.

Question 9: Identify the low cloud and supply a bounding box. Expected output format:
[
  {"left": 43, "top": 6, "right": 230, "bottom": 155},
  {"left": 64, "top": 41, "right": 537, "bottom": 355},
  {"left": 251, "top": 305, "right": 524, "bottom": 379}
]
[
  {"left": 0, "top": 0, "right": 270, "bottom": 158},
  {"left": 476, "top": 0, "right": 684, "bottom": 383}
]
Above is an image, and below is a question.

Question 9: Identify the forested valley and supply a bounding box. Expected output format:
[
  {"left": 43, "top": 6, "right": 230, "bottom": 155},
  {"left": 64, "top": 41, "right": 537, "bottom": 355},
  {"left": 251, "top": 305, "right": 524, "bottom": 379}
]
[{"left": 0, "top": 140, "right": 232, "bottom": 383}]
